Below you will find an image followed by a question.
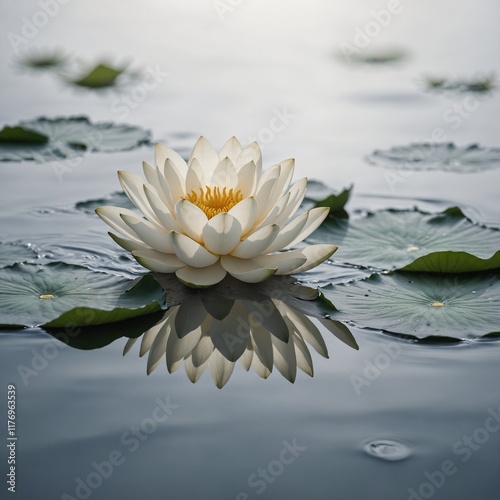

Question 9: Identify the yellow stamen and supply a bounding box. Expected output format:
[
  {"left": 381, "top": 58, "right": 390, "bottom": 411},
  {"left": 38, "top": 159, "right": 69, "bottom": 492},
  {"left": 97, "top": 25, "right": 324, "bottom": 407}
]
[
  {"left": 39, "top": 294, "right": 55, "bottom": 300},
  {"left": 431, "top": 301, "right": 445, "bottom": 308},
  {"left": 183, "top": 186, "right": 243, "bottom": 219}
]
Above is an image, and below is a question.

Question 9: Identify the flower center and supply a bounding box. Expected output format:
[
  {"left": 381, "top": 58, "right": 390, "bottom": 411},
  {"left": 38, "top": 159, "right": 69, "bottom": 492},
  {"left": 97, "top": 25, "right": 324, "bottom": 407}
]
[{"left": 183, "top": 186, "right": 243, "bottom": 219}]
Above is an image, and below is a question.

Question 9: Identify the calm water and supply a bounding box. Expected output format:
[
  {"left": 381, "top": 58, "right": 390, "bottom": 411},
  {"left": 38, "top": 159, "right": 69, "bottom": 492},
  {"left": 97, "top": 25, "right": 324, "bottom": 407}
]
[{"left": 1, "top": 1, "right": 500, "bottom": 499}]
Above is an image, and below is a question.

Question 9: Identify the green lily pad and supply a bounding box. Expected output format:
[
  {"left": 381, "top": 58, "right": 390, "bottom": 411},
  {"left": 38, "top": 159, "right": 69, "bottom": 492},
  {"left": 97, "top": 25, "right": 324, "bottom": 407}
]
[
  {"left": 0, "top": 262, "right": 166, "bottom": 328},
  {"left": 309, "top": 208, "right": 500, "bottom": 273},
  {"left": 0, "top": 243, "right": 37, "bottom": 268},
  {"left": 305, "top": 181, "right": 352, "bottom": 217},
  {"left": 367, "top": 143, "right": 500, "bottom": 173},
  {"left": 75, "top": 191, "right": 134, "bottom": 214},
  {"left": 0, "top": 116, "right": 150, "bottom": 162},
  {"left": 70, "top": 63, "right": 125, "bottom": 88},
  {"left": 0, "top": 126, "right": 48, "bottom": 144},
  {"left": 320, "top": 272, "right": 500, "bottom": 340}
]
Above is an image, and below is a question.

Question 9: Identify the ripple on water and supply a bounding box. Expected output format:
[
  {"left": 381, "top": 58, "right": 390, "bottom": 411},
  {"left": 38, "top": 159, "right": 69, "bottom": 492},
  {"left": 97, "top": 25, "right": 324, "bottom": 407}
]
[{"left": 362, "top": 439, "right": 413, "bottom": 462}]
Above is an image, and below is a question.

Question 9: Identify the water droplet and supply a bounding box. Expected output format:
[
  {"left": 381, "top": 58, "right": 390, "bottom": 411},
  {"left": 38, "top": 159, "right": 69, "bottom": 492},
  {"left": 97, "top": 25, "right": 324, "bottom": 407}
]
[
  {"left": 363, "top": 439, "right": 412, "bottom": 461},
  {"left": 406, "top": 245, "right": 419, "bottom": 252},
  {"left": 471, "top": 291, "right": 477, "bottom": 294}
]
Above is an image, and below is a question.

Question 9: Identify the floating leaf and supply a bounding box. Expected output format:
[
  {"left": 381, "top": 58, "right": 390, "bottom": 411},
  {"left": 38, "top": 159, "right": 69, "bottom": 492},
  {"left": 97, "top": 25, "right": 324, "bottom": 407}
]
[
  {"left": 423, "top": 74, "right": 496, "bottom": 94},
  {"left": 0, "top": 116, "right": 150, "bottom": 162},
  {"left": 340, "top": 46, "right": 408, "bottom": 65},
  {"left": 0, "top": 126, "right": 48, "bottom": 144},
  {"left": 367, "top": 143, "right": 500, "bottom": 173},
  {"left": 70, "top": 63, "right": 125, "bottom": 88},
  {"left": 320, "top": 272, "right": 500, "bottom": 340},
  {"left": 0, "top": 263, "right": 166, "bottom": 328},
  {"left": 75, "top": 191, "right": 135, "bottom": 214},
  {"left": 0, "top": 243, "right": 37, "bottom": 268},
  {"left": 17, "top": 48, "right": 68, "bottom": 70},
  {"left": 309, "top": 208, "right": 500, "bottom": 273},
  {"left": 305, "top": 181, "right": 352, "bottom": 216}
]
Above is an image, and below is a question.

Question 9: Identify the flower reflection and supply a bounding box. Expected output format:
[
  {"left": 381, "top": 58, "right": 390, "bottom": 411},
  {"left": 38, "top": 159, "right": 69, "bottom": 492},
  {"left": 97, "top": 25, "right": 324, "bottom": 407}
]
[{"left": 123, "top": 275, "right": 358, "bottom": 388}]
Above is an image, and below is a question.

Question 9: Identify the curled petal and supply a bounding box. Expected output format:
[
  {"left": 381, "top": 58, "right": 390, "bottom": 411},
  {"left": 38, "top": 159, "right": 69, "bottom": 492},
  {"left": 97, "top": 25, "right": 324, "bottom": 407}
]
[
  {"left": 231, "top": 224, "right": 280, "bottom": 259},
  {"left": 253, "top": 252, "right": 307, "bottom": 275},
  {"left": 120, "top": 213, "right": 172, "bottom": 253},
  {"left": 143, "top": 185, "right": 180, "bottom": 232},
  {"left": 281, "top": 244, "right": 338, "bottom": 274},
  {"left": 202, "top": 213, "right": 242, "bottom": 255},
  {"left": 117, "top": 171, "right": 158, "bottom": 224},
  {"left": 169, "top": 231, "right": 219, "bottom": 267},
  {"left": 96, "top": 206, "right": 145, "bottom": 241},
  {"left": 132, "top": 249, "right": 185, "bottom": 273},
  {"left": 108, "top": 231, "right": 151, "bottom": 253}
]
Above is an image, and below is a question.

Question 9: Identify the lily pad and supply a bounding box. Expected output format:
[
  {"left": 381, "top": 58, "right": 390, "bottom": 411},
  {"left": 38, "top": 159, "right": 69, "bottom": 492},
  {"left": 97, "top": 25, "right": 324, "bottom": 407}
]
[
  {"left": 309, "top": 208, "right": 500, "bottom": 273},
  {"left": 0, "top": 116, "right": 150, "bottom": 162},
  {"left": 423, "top": 74, "right": 496, "bottom": 94},
  {"left": 70, "top": 63, "right": 126, "bottom": 89},
  {"left": 75, "top": 191, "right": 134, "bottom": 214},
  {"left": 17, "top": 48, "right": 68, "bottom": 70},
  {"left": 0, "top": 262, "right": 166, "bottom": 328},
  {"left": 320, "top": 272, "right": 500, "bottom": 340},
  {"left": 305, "top": 181, "right": 352, "bottom": 217},
  {"left": 0, "top": 243, "right": 37, "bottom": 268},
  {"left": 367, "top": 143, "right": 500, "bottom": 173}
]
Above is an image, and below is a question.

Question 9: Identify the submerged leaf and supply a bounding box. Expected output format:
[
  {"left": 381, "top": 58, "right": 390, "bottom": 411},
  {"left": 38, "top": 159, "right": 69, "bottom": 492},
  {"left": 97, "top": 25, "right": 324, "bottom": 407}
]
[
  {"left": 0, "top": 263, "right": 166, "bottom": 327},
  {"left": 309, "top": 208, "right": 500, "bottom": 273},
  {"left": 0, "top": 116, "right": 150, "bottom": 162},
  {"left": 320, "top": 272, "right": 500, "bottom": 340},
  {"left": 367, "top": 143, "right": 500, "bottom": 173}
]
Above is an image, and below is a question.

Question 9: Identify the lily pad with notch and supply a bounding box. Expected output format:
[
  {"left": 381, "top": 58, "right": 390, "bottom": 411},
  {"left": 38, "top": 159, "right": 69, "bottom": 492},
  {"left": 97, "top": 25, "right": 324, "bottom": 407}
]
[
  {"left": 0, "top": 262, "right": 166, "bottom": 328},
  {"left": 0, "top": 116, "right": 151, "bottom": 162},
  {"left": 308, "top": 208, "right": 500, "bottom": 273},
  {"left": 320, "top": 272, "right": 500, "bottom": 340},
  {"left": 367, "top": 143, "right": 500, "bottom": 173}
]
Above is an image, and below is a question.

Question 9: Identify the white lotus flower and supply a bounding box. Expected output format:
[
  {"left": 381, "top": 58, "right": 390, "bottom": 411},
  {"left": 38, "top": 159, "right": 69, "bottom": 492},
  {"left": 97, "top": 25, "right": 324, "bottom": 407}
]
[{"left": 96, "top": 136, "right": 337, "bottom": 287}]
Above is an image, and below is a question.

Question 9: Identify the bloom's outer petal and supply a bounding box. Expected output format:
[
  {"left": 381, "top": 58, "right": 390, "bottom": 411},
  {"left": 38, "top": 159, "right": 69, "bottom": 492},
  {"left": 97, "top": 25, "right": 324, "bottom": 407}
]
[
  {"left": 142, "top": 161, "right": 169, "bottom": 206},
  {"left": 188, "top": 136, "right": 219, "bottom": 173},
  {"left": 175, "top": 262, "right": 227, "bottom": 288},
  {"left": 218, "top": 136, "right": 243, "bottom": 164},
  {"left": 236, "top": 160, "right": 258, "bottom": 197},
  {"left": 263, "top": 211, "right": 309, "bottom": 253},
  {"left": 254, "top": 171, "right": 280, "bottom": 225},
  {"left": 132, "top": 249, "right": 186, "bottom": 273},
  {"left": 231, "top": 224, "right": 279, "bottom": 259},
  {"left": 266, "top": 159, "right": 295, "bottom": 208},
  {"left": 256, "top": 191, "right": 290, "bottom": 228},
  {"left": 202, "top": 213, "right": 242, "bottom": 255},
  {"left": 208, "top": 349, "right": 235, "bottom": 389},
  {"left": 227, "top": 197, "right": 257, "bottom": 235},
  {"left": 274, "top": 178, "right": 308, "bottom": 226},
  {"left": 220, "top": 255, "right": 277, "bottom": 283},
  {"left": 120, "top": 213, "right": 172, "bottom": 253},
  {"left": 174, "top": 199, "right": 208, "bottom": 243},
  {"left": 253, "top": 253, "right": 307, "bottom": 275},
  {"left": 285, "top": 207, "right": 331, "bottom": 248},
  {"left": 283, "top": 244, "right": 338, "bottom": 274},
  {"left": 108, "top": 231, "right": 151, "bottom": 253},
  {"left": 143, "top": 184, "right": 180, "bottom": 232},
  {"left": 155, "top": 143, "right": 187, "bottom": 175},
  {"left": 117, "top": 171, "right": 159, "bottom": 225},
  {"left": 96, "top": 206, "right": 145, "bottom": 242},
  {"left": 156, "top": 165, "right": 176, "bottom": 213},
  {"left": 163, "top": 158, "right": 185, "bottom": 200},
  {"left": 169, "top": 231, "right": 219, "bottom": 267}
]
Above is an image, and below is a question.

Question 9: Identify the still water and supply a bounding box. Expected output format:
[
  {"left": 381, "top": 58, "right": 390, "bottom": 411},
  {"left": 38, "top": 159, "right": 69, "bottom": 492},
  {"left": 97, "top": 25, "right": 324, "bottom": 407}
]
[{"left": 1, "top": 1, "right": 500, "bottom": 499}]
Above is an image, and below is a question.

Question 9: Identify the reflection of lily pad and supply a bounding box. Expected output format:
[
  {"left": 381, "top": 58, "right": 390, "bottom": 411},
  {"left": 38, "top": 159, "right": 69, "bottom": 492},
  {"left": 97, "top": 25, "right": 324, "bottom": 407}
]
[
  {"left": 0, "top": 243, "right": 37, "bottom": 268},
  {"left": 0, "top": 116, "right": 150, "bottom": 162},
  {"left": 305, "top": 181, "right": 352, "bottom": 217},
  {"left": 70, "top": 63, "right": 125, "bottom": 89},
  {"left": 309, "top": 208, "right": 500, "bottom": 273},
  {"left": 367, "top": 143, "right": 500, "bottom": 173},
  {"left": 0, "top": 263, "right": 166, "bottom": 328},
  {"left": 75, "top": 191, "right": 134, "bottom": 214},
  {"left": 320, "top": 272, "right": 500, "bottom": 340}
]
